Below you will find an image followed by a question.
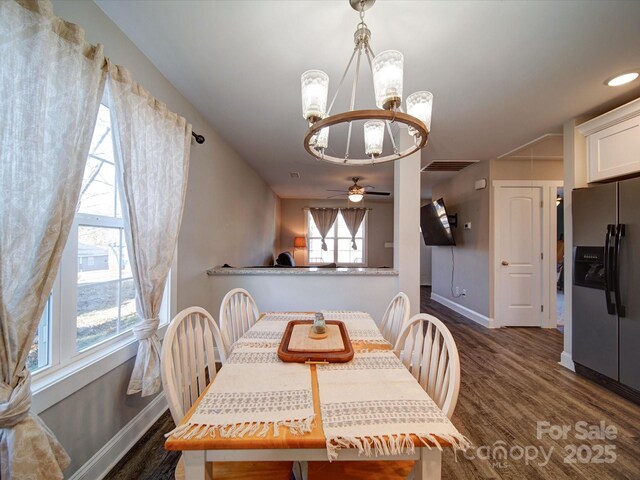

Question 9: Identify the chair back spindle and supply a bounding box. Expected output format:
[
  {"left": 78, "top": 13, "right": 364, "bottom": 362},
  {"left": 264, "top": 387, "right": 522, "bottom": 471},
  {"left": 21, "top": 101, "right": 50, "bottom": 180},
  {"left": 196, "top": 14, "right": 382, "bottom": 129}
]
[
  {"left": 161, "top": 307, "right": 226, "bottom": 423},
  {"left": 394, "top": 313, "right": 461, "bottom": 418},
  {"left": 219, "top": 288, "right": 260, "bottom": 356},
  {"left": 379, "top": 292, "right": 410, "bottom": 347}
]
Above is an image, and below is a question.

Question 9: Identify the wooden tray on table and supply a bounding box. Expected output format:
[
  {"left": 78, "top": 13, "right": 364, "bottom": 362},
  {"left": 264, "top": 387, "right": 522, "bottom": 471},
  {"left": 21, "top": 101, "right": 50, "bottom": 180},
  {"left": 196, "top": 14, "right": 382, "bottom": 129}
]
[{"left": 277, "top": 320, "right": 354, "bottom": 363}]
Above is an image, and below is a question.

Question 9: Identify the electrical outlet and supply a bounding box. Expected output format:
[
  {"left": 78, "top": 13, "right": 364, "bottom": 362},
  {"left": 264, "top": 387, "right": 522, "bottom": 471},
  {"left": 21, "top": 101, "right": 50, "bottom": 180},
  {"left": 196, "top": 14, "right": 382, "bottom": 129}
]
[
  {"left": 462, "top": 289, "right": 467, "bottom": 296},
  {"left": 455, "top": 286, "right": 460, "bottom": 295}
]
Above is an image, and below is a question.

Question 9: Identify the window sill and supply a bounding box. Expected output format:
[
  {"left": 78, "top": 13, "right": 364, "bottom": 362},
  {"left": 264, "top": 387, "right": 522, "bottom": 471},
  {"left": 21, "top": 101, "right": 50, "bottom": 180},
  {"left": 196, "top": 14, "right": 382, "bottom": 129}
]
[{"left": 31, "top": 323, "right": 168, "bottom": 414}]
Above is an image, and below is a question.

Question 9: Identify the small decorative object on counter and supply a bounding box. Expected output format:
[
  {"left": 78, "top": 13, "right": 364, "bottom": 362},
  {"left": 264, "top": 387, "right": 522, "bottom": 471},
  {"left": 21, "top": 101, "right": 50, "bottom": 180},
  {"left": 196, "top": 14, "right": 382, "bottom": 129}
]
[{"left": 313, "top": 312, "right": 326, "bottom": 335}]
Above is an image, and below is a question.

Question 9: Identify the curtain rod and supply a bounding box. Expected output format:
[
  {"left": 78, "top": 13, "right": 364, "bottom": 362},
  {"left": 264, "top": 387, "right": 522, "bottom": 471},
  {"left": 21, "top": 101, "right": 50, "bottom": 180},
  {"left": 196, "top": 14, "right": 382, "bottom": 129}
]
[{"left": 192, "top": 131, "right": 205, "bottom": 144}]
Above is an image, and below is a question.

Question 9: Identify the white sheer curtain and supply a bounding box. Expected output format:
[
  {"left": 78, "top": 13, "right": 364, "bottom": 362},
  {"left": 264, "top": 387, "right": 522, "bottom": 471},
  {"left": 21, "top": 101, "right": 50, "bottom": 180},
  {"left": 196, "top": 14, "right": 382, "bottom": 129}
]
[
  {"left": 0, "top": 1, "right": 106, "bottom": 478},
  {"left": 340, "top": 208, "right": 367, "bottom": 249},
  {"left": 309, "top": 208, "right": 339, "bottom": 251},
  {"left": 107, "top": 65, "right": 192, "bottom": 397}
]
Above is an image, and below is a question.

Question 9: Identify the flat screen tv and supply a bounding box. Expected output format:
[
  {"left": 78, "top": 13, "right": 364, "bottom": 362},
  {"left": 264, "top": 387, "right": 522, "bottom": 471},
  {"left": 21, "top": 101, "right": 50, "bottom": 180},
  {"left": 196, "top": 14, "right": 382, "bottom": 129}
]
[{"left": 421, "top": 198, "right": 456, "bottom": 246}]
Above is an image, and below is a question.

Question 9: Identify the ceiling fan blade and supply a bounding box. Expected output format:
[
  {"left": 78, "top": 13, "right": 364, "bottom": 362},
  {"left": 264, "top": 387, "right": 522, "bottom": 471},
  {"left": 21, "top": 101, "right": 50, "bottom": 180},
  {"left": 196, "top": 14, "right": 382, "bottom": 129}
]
[
  {"left": 366, "top": 191, "right": 391, "bottom": 196},
  {"left": 327, "top": 193, "right": 347, "bottom": 199},
  {"left": 326, "top": 189, "right": 347, "bottom": 192}
]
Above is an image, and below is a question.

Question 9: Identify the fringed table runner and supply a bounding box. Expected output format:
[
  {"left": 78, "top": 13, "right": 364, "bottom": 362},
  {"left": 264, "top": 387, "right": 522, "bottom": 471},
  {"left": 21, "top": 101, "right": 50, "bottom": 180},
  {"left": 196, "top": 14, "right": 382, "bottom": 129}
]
[
  {"left": 321, "top": 310, "right": 390, "bottom": 345},
  {"left": 168, "top": 347, "right": 314, "bottom": 440},
  {"left": 241, "top": 311, "right": 390, "bottom": 348},
  {"left": 316, "top": 351, "right": 470, "bottom": 460}
]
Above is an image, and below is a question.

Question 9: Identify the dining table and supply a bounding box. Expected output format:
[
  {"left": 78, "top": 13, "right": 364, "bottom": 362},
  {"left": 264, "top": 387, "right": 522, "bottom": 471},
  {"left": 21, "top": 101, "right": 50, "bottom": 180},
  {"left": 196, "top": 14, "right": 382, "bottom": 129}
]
[{"left": 164, "top": 311, "right": 468, "bottom": 480}]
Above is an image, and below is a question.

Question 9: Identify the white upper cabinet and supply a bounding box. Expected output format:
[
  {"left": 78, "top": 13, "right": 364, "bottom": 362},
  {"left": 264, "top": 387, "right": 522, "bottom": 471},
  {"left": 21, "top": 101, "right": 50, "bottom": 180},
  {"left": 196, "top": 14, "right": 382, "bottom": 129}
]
[{"left": 578, "top": 98, "right": 640, "bottom": 183}]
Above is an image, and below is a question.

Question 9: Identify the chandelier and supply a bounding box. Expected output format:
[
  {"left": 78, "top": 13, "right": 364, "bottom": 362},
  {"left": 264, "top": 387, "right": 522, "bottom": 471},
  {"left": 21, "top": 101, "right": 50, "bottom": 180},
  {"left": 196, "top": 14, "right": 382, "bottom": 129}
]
[{"left": 300, "top": 0, "right": 433, "bottom": 166}]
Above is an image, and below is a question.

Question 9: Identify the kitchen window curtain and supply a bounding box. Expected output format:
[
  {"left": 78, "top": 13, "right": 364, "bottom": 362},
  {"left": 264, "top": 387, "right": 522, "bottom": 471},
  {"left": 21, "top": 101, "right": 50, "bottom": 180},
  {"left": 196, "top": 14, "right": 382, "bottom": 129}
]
[
  {"left": 309, "top": 208, "right": 339, "bottom": 251},
  {"left": 107, "top": 65, "right": 192, "bottom": 397},
  {"left": 340, "top": 208, "right": 367, "bottom": 249},
  {"left": 0, "top": 1, "right": 106, "bottom": 478}
]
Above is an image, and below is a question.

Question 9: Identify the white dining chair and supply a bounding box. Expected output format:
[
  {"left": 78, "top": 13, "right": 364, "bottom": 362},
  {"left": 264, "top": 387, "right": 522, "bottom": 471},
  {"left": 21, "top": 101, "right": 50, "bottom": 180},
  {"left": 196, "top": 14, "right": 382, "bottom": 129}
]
[
  {"left": 161, "top": 306, "right": 226, "bottom": 479},
  {"left": 394, "top": 313, "right": 461, "bottom": 418},
  {"left": 379, "top": 292, "right": 410, "bottom": 348},
  {"left": 219, "top": 287, "right": 260, "bottom": 356},
  {"left": 161, "top": 307, "right": 293, "bottom": 480}
]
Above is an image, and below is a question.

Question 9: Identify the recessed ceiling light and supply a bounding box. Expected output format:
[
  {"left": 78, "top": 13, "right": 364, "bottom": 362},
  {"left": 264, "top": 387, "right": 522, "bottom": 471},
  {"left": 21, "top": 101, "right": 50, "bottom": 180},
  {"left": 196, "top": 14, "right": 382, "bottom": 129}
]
[{"left": 606, "top": 71, "right": 639, "bottom": 87}]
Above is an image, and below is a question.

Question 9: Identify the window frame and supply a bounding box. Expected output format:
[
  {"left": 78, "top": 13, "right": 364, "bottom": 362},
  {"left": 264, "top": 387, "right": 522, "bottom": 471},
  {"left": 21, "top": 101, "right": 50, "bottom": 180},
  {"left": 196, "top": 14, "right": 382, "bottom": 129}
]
[
  {"left": 30, "top": 97, "right": 177, "bottom": 413},
  {"left": 305, "top": 209, "right": 368, "bottom": 266},
  {"left": 31, "top": 250, "right": 176, "bottom": 414}
]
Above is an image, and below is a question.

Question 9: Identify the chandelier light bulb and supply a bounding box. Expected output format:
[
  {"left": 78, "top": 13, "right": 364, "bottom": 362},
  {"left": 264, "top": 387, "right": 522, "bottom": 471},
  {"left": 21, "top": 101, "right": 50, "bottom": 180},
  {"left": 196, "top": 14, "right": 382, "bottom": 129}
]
[
  {"left": 406, "top": 91, "right": 433, "bottom": 136},
  {"left": 372, "top": 50, "right": 404, "bottom": 110},
  {"left": 301, "top": 70, "right": 329, "bottom": 122},
  {"left": 315, "top": 126, "right": 330, "bottom": 149},
  {"left": 364, "top": 120, "right": 385, "bottom": 157}
]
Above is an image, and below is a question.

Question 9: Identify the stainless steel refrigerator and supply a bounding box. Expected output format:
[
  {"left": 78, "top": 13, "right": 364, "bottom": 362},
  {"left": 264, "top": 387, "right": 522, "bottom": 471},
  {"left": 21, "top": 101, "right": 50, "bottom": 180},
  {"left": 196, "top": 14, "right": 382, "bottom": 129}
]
[{"left": 573, "top": 176, "right": 640, "bottom": 403}]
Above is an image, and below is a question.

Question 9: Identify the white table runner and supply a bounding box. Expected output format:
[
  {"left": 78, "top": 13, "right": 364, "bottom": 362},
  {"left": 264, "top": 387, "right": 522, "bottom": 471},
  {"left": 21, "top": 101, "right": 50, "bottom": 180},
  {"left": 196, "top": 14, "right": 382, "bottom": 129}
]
[
  {"left": 235, "top": 311, "right": 391, "bottom": 348},
  {"left": 168, "top": 347, "right": 314, "bottom": 440},
  {"left": 316, "top": 351, "right": 470, "bottom": 460}
]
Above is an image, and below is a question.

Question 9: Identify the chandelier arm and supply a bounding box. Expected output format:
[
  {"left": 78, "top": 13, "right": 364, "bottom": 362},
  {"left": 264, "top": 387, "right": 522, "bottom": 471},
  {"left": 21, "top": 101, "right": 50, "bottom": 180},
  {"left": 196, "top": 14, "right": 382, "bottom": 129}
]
[
  {"left": 326, "top": 46, "right": 359, "bottom": 117},
  {"left": 344, "top": 46, "right": 363, "bottom": 161},
  {"left": 385, "top": 120, "right": 399, "bottom": 155},
  {"left": 365, "top": 42, "right": 376, "bottom": 63},
  {"left": 363, "top": 44, "right": 374, "bottom": 75}
]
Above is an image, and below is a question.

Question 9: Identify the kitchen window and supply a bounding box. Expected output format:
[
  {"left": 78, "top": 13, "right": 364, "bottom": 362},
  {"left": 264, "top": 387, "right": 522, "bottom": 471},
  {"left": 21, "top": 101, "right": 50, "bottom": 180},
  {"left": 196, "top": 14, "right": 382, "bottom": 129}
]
[{"left": 306, "top": 210, "right": 367, "bottom": 265}]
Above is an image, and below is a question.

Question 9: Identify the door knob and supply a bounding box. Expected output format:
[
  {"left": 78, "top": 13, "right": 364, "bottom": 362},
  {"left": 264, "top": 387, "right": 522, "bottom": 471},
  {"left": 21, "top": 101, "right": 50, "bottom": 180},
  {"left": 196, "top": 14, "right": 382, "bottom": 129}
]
[{"left": 501, "top": 260, "right": 509, "bottom": 266}]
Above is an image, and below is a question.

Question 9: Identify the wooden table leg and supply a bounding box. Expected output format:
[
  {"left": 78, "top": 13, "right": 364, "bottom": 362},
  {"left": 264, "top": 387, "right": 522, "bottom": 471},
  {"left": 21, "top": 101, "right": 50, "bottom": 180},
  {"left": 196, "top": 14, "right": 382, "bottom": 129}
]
[
  {"left": 183, "top": 451, "right": 211, "bottom": 480},
  {"left": 411, "top": 447, "right": 442, "bottom": 480}
]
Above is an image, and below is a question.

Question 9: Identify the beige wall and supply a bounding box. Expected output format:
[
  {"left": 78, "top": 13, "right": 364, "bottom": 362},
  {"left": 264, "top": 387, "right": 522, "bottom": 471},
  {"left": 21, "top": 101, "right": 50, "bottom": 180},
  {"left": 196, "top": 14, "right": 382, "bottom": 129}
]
[
  {"left": 46, "top": 1, "right": 279, "bottom": 476},
  {"left": 430, "top": 156, "right": 564, "bottom": 322},
  {"left": 492, "top": 157, "right": 563, "bottom": 181},
  {"left": 431, "top": 161, "right": 492, "bottom": 317},
  {"left": 279, "top": 198, "right": 394, "bottom": 267}
]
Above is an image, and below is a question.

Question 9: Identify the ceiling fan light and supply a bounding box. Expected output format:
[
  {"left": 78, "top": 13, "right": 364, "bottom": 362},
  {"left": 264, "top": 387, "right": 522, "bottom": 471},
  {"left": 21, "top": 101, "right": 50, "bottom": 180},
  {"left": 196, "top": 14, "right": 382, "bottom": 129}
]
[
  {"left": 407, "top": 91, "right": 433, "bottom": 136},
  {"left": 364, "top": 120, "right": 385, "bottom": 157},
  {"left": 315, "top": 126, "right": 330, "bottom": 149},
  {"left": 301, "top": 70, "right": 329, "bottom": 122},
  {"left": 372, "top": 50, "right": 404, "bottom": 110},
  {"left": 348, "top": 192, "right": 364, "bottom": 202}
]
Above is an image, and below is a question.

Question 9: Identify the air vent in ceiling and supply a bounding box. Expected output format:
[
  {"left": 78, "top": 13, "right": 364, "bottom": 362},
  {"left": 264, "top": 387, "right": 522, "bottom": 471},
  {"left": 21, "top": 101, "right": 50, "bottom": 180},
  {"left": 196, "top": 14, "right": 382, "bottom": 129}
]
[
  {"left": 421, "top": 161, "right": 478, "bottom": 172},
  {"left": 289, "top": 172, "right": 300, "bottom": 179}
]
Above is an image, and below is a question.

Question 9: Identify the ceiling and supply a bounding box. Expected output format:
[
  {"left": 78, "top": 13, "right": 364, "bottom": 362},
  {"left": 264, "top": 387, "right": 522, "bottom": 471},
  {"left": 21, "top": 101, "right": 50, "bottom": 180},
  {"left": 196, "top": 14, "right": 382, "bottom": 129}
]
[{"left": 96, "top": 0, "right": 640, "bottom": 200}]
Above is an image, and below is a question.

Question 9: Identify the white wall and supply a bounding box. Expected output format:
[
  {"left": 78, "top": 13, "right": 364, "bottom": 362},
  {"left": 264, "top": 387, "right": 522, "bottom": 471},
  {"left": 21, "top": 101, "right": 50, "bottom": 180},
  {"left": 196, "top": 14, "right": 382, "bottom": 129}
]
[
  {"left": 209, "top": 274, "right": 398, "bottom": 325},
  {"left": 45, "top": 1, "right": 279, "bottom": 476},
  {"left": 279, "top": 198, "right": 394, "bottom": 267},
  {"left": 431, "top": 161, "right": 492, "bottom": 318}
]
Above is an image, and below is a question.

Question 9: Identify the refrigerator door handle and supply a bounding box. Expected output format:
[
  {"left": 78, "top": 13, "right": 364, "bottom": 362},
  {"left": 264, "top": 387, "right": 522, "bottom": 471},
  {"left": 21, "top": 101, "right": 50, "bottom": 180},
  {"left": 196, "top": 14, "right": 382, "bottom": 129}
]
[
  {"left": 604, "top": 224, "right": 616, "bottom": 315},
  {"left": 614, "top": 223, "right": 626, "bottom": 318}
]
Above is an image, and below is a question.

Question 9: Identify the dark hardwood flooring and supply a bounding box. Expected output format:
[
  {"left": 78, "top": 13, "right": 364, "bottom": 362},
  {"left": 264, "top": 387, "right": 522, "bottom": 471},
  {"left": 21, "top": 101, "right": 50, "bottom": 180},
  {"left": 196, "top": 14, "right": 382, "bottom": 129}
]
[{"left": 104, "top": 287, "right": 639, "bottom": 479}]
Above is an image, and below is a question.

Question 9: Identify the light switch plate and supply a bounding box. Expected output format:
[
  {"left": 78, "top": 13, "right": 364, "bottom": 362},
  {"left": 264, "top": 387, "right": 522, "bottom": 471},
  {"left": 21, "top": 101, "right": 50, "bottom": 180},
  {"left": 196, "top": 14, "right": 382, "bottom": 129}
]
[{"left": 464, "top": 222, "right": 472, "bottom": 230}]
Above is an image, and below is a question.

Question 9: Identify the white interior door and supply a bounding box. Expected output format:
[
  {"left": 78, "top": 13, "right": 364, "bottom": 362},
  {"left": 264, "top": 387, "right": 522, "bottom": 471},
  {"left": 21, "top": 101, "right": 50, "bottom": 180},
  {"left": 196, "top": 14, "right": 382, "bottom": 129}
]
[{"left": 497, "top": 187, "right": 543, "bottom": 327}]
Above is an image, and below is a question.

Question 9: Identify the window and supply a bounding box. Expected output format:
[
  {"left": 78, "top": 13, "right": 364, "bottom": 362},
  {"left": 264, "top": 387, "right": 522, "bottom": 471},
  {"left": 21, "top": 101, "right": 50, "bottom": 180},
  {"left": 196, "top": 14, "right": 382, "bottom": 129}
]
[
  {"left": 307, "top": 210, "right": 367, "bottom": 265},
  {"left": 28, "top": 100, "right": 170, "bottom": 378}
]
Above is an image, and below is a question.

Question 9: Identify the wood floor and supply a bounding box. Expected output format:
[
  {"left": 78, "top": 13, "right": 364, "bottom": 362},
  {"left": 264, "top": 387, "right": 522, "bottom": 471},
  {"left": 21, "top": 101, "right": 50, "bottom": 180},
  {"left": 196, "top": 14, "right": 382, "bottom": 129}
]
[{"left": 105, "top": 287, "right": 639, "bottom": 479}]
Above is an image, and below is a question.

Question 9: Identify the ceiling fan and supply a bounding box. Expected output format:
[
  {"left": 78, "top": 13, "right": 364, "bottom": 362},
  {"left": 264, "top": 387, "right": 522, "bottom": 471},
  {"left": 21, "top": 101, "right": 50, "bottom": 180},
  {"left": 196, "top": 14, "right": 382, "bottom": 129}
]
[{"left": 326, "top": 177, "right": 391, "bottom": 203}]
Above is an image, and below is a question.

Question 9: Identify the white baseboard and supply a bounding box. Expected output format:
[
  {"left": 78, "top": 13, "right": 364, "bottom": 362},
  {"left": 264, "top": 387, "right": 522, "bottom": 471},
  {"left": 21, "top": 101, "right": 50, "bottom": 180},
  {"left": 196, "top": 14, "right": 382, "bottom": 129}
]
[
  {"left": 559, "top": 350, "right": 575, "bottom": 372},
  {"left": 430, "top": 293, "right": 496, "bottom": 328},
  {"left": 69, "top": 392, "right": 168, "bottom": 480}
]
